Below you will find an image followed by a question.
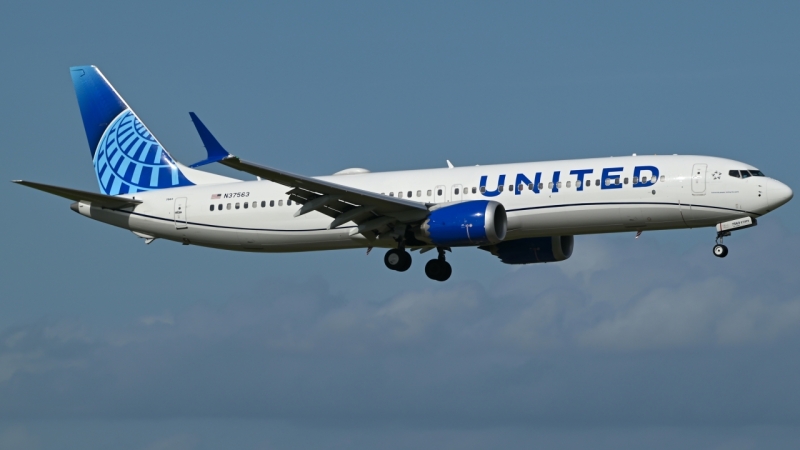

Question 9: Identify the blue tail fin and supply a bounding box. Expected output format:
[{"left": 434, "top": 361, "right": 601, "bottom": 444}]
[{"left": 70, "top": 66, "right": 194, "bottom": 195}]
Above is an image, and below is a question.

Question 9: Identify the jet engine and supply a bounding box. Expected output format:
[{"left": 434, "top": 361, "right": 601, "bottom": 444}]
[
  {"left": 480, "top": 236, "right": 574, "bottom": 264},
  {"left": 418, "top": 200, "right": 507, "bottom": 247}
]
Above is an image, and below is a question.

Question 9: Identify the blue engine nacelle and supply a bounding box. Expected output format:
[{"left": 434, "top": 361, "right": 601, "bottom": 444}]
[
  {"left": 480, "top": 236, "right": 574, "bottom": 264},
  {"left": 419, "top": 200, "right": 507, "bottom": 247}
]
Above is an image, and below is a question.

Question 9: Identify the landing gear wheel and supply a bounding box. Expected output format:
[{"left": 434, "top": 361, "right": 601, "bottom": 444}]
[
  {"left": 713, "top": 244, "right": 728, "bottom": 258},
  {"left": 425, "top": 259, "right": 452, "bottom": 281},
  {"left": 384, "top": 249, "right": 412, "bottom": 271}
]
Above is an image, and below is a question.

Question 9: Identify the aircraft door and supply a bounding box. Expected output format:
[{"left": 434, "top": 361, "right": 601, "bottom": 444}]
[
  {"left": 691, "top": 163, "right": 707, "bottom": 195},
  {"left": 174, "top": 197, "right": 188, "bottom": 229},
  {"left": 434, "top": 185, "right": 446, "bottom": 203},
  {"left": 451, "top": 184, "right": 463, "bottom": 202}
]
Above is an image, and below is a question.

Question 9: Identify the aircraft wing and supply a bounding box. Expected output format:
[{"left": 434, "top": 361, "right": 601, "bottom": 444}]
[
  {"left": 13, "top": 180, "right": 142, "bottom": 208},
  {"left": 189, "top": 113, "right": 431, "bottom": 234}
]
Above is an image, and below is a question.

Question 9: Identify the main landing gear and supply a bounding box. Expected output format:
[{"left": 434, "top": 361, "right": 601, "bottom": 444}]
[
  {"left": 425, "top": 248, "right": 452, "bottom": 282},
  {"left": 383, "top": 246, "right": 452, "bottom": 281},
  {"left": 384, "top": 248, "right": 412, "bottom": 272}
]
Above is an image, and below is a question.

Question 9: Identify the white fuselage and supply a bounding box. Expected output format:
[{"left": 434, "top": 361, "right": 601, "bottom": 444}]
[{"left": 75, "top": 155, "right": 787, "bottom": 252}]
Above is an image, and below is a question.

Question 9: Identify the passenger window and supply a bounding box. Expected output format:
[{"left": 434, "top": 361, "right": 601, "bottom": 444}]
[
  {"left": 235, "top": 202, "right": 240, "bottom": 209},
  {"left": 226, "top": 203, "right": 231, "bottom": 210},
  {"left": 390, "top": 192, "right": 395, "bottom": 197},
  {"left": 253, "top": 201, "right": 257, "bottom": 208},
  {"left": 576, "top": 180, "right": 582, "bottom": 188},
  {"left": 243, "top": 202, "right": 249, "bottom": 209},
  {"left": 605, "top": 179, "right": 611, "bottom": 186},
  {"left": 596, "top": 179, "right": 600, "bottom": 186},
  {"left": 641, "top": 176, "right": 646, "bottom": 183},
  {"left": 615, "top": 178, "right": 620, "bottom": 185},
  {"left": 478, "top": 187, "right": 484, "bottom": 194},
  {"left": 270, "top": 200, "right": 275, "bottom": 207},
  {"left": 408, "top": 191, "right": 412, "bottom": 198},
  {"left": 548, "top": 182, "right": 553, "bottom": 189},
  {"left": 218, "top": 204, "right": 222, "bottom": 210},
  {"left": 557, "top": 182, "right": 562, "bottom": 188},
  {"left": 437, "top": 189, "right": 443, "bottom": 195},
  {"left": 417, "top": 190, "right": 422, "bottom": 197},
  {"left": 472, "top": 187, "right": 477, "bottom": 194},
  {"left": 261, "top": 201, "right": 266, "bottom": 207},
  {"left": 624, "top": 177, "right": 628, "bottom": 185},
  {"left": 729, "top": 170, "right": 740, "bottom": 178},
  {"left": 527, "top": 183, "right": 533, "bottom": 190},
  {"left": 278, "top": 200, "right": 283, "bottom": 206},
  {"left": 538, "top": 183, "right": 544, "bottom": 190},
  {"left": 428, "top": 190, "right": 433, "bottom": 196},
  {"left": 508, "top": 185, "right": 513, "bottom": 192},
  {"left": 209, "top": 205, "right": 214, "bottom": 211},
  {"left": 566, "top": 181, "right": 571, "bottom": 188},
  {"left": 287, "top": 200, "right": 292, "bottom": 206},
  {"left": 454, "top": 188, "right": 460, "bottom": 195},
  {"left": 398, "top": 192, "right": 403, "bottom": 198}
]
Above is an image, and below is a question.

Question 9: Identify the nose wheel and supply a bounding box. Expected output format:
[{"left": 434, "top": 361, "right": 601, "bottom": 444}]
[
  {"left": 425, "top": 247, "right": 452, "bottom": 281},
  {"left": 713, "top": 231, "right": 730, "bottom": 258}
]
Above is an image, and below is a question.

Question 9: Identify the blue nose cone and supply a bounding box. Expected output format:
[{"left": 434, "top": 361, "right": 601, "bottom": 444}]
[{"left": 768, "top": 179, "right": 793, "bottom": 211}]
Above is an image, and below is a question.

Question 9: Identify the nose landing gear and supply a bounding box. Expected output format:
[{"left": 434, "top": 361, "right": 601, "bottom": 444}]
[
  {"left": 425, "top": 247, "right": 452, "bottom": 281},
  {"left": 713, "top": 231, "right": 730, "bottom": 258}
]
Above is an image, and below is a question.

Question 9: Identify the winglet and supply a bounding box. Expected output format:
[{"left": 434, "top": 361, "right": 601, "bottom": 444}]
[{"left": 188, "top": 112, "right": 232, "bottom": 168}]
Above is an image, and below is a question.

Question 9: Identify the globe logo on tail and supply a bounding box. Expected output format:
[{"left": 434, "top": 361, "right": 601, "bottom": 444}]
[{"left": 93, "top": 109, "right": 193, "bottom": 195}]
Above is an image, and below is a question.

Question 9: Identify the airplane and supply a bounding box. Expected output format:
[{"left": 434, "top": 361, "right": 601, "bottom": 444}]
[{"left": 14, "top": 66, "right": 794, "bottom": 281}]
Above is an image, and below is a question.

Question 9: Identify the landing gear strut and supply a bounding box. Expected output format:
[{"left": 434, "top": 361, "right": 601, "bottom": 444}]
[
  {"left": 713, "top": 231, "right": 730, "bottom": 258},
  {"left": 425, "top": 247, "right": 452, "bottom": 282}
]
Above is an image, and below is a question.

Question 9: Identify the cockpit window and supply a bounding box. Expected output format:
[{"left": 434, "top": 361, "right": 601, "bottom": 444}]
[
  {"left": 750, "top": 170, "right": 765, "bottom": 177},
  {"left": 740, "top": 170, "right": 751, "bottom": 179},
  {"left": 729, "top": 170, "right": 740, "bottom": 178}
]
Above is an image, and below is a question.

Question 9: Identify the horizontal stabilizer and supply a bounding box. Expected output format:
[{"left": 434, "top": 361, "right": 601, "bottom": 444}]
[
  {"left": 12, "top": 180, "right": 142, "bottom": 208},
  {"left": 188, "top": 112, "right": 232, "bottom": 167}
]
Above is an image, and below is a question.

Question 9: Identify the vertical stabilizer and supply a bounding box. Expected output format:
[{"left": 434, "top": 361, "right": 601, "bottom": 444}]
[{"left": 70, "top": 66, "right": 195, "bottom": 195}]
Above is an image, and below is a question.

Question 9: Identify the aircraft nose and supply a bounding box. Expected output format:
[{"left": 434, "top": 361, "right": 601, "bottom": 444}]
[{"left": 768, "top": 179, "right": 793, "bottom": 210}]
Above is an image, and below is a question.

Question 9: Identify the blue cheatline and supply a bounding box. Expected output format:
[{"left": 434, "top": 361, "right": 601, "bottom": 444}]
[{"left": 70, "top": 65, "right": 194, "bottom": 195}]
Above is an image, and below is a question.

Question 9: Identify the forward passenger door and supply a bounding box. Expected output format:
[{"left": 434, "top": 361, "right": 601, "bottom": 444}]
[{"left": 691, "top": 163, "right": 707, "bottom": 195}]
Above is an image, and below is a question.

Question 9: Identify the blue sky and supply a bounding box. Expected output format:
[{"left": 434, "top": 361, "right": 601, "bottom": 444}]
[{"left": 1, "top": 1, "right": 799, "bottom": 449}]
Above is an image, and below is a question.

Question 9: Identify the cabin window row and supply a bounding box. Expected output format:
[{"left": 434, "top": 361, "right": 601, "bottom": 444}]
[{"left": 209, "top": 199, "right": 294, "bottom": 211}]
